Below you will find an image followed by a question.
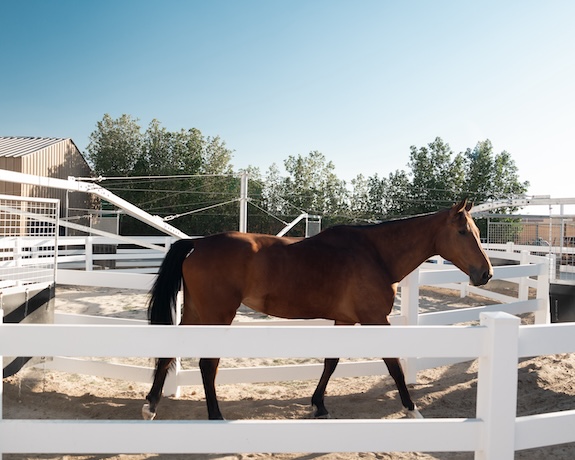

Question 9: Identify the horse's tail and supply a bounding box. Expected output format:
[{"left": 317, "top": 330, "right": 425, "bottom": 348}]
[{"left": 148, "top": 239, "right": 196, "bottom": 325}]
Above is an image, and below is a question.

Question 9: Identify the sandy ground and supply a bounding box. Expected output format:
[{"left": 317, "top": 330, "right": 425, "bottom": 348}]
[{"left": 3, "top": 283, "right": 575, "bottom": 460}]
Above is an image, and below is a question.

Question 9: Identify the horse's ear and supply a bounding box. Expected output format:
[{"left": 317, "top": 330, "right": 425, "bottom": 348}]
[
  {"left": 465, "top": 200, "right": 473, "bottom": 212},
  {"left": 450, "top": 198, "right": 468, "bottom": 216}
]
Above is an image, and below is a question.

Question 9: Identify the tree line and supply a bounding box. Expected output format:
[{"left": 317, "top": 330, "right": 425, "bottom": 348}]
[{"left": 86, "top": 114, "right": 529, "bottom": 236}]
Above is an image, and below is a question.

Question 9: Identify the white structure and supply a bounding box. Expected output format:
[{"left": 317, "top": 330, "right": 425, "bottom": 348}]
[
  {"left": 1, "top": 311, "right": 574, "bottom": 458},
  {"left": 0, "top": 172, "right": 573, "bottom": 457}
]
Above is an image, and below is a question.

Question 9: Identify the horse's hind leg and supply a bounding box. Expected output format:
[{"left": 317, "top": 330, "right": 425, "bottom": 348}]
[
  {"left": 383, "top": 357, "right": 422, "bottom": 419},
  {"left": 311, "top": 358, "right": 340, "bottom": 418},
  {"left": 200, "top": 357, "right": 224, "bottom": 420},
  {"left": 143, "top": 357, "right": 175, "bottom": 420}
]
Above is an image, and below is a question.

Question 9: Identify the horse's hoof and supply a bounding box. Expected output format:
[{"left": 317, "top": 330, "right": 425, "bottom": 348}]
[
  {"left": 142, "top": 404, "right": 156, "bottom": 420},
  {"left": 404, "top": 405, "right": 424, "bottom": 419},
  {"left": 312, "top": 409, "right": 331, "bottom": 419}
]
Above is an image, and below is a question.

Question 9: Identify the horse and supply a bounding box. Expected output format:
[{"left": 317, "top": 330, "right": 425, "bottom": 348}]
[{"left": 142, "top": 198, "right": 492, "bottom": 421}]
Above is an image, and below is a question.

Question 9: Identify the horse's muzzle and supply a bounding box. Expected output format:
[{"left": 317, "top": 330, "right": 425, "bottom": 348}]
[{"left": 470, "top": 267, "right": 493, "bottom": 286}]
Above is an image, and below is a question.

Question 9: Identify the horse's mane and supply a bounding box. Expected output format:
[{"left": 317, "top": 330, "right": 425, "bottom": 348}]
[{"left": 326, "top": 208, "right": 448, "bottom": 233}]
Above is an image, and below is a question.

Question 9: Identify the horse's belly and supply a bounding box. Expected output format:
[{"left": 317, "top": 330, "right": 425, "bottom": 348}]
[
  {"left": 241, "top": 293, "right": 342, "bottom": 321},
  {"left": 241, "top": 296, "right": 297, "bottom": 319}
]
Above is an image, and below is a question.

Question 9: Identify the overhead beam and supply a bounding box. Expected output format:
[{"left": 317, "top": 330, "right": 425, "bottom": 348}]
[
  {"left": 0, "top": 169, "right": 188, "bottom": 239},
  {"left": 471, "top": 196, "right": 575, "bottom": 214}
]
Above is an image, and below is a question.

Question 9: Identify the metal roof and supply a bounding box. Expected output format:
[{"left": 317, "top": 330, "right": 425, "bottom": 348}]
[{"left": 0, "top": 136, "right": 69, "bottom": 158}]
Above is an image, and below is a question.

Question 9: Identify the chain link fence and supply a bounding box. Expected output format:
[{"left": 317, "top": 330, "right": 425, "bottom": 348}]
[{"left": 487, "top": 216, "right": 575, "bottom": 281}]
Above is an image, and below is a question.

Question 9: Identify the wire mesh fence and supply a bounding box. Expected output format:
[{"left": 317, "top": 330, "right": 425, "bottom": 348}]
[
  {"left": 487, "top": 216, "right": 575, "bottom": 281},
  {"left": 0, "top": 194, "right": 59, "bottom": 290}
]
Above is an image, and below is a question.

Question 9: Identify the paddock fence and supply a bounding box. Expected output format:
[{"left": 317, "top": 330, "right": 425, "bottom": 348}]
[
  {"left": 0, "top": 195, "right": 59, "bottom": 295},
  {"left": 1, "top": 232, "right": 553, "bottom": 390},
  {"left": 487, "top": 216, "right": 575, "bottom": 281},
  {"left": 3, "top": 227, "right": 573, "bottom": 458},
  {"left": 1, "top": 312, "right": 574, "bottom": 458},
  {"left": 46, "top": 243, "right": 552, "bottom": 391}
]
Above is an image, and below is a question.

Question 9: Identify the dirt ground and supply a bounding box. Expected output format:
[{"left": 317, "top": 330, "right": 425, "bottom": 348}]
[{"left": 2, "top": 283, "right": 575, "bottom": 460}]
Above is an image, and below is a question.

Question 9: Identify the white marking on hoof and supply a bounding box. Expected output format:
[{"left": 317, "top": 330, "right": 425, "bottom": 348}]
[
  {"left": 142, "top": 403, "right": 156, "bottom": 420},
  {"left": 405, "top": 405, "right": 424, "bottom": 419}
]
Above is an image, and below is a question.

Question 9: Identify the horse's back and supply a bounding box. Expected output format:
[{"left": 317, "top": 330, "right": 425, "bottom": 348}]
[{"left": 181, "top": 231, "right": 300, "bottom": 294}]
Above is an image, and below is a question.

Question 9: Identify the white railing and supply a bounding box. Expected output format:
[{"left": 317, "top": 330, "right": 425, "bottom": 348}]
[
  {"left": 1, "top": 313, "right": 574, "bottom": 458},
  {"left": 2, "top": 238, "right": 570, "bottom": 457},
  {"left": 43, "top": 249, "right": 551, "bottom": 391},
  {"left": 486, "top": 241, "right": 575, "bottom": 282},
  {"left": 55, "top": 235, "right": 171, "bottom": 289}
]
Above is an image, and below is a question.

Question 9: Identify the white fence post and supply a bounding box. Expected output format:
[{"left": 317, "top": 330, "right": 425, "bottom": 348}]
[
  {"left": 85, "top": 236, "right": 93, "bottom": 271},
  {"left": 400, "top": 268, "right": 420, "bottom": 384},
  {"left": 548, "top": 252, "right": 557, "bottom": 283},
  {"left": 534, "top": 255, "right": 551, "bottom": 324},
  {"left": 475, "top": 312, "right": 520, "bottom": 460},
  {"left": 518, "top": 251, "right": 529, "bottom": 301},
  {"left": 506, "top": 242, "right": 515, "bottom": 254}
]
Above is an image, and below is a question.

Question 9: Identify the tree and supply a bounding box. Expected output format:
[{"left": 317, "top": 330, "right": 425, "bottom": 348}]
[
  {"left": 406, "top": 137, "right": 466, "bottom": 214},
  {"left": 86, "top": 114, "right": 237, "bottom": 235},
  {"left": 282, "top": 151, "right": 348, "bottom": 217},
  {"left": 383, "top": 169, "right": 411, "bottom": 217},
  {"left": 464, "top": 140, "right": 529, "bottom": 212},
  {"left": 371, "top": 137, "right": 529, "bottom": 219},
  {"left": 86, "top": 114, "right": 142, "bottom": 176}
]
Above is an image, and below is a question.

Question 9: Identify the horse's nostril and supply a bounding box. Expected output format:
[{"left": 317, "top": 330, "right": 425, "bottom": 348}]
[{"left": 471, "top": 268, "right": 492, "bottom": 286}]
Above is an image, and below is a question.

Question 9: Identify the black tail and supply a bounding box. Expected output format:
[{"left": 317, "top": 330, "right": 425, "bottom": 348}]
[{"left": 148, "top": 239, "right": 196, "bottom": 325}]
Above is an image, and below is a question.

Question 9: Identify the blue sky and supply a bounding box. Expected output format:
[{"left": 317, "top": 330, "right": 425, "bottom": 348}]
[{"left": 2, "top": 0, "right": 574, "bottom": 212}]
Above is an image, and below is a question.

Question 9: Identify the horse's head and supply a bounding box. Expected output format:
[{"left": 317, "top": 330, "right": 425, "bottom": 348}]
[{"left": 435, "top": 199, "right": 493, "bottom": 286}]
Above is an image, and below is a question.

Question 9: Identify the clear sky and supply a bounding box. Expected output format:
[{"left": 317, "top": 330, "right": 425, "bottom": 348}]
[{"left": 2, "top": 0, "right": 574, "bottom": 213}]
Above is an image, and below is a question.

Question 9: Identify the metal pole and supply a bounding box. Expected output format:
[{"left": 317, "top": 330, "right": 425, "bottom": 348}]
[{"left": 239, "top": 172, "right": 248, "bottom": 233}]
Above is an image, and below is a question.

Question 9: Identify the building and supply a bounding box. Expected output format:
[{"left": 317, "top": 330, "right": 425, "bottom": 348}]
[{"left": 0, "top": 136, "right": 96, "bottom": 226}]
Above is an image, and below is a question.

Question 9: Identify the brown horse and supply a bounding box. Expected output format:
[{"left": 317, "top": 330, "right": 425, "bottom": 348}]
[{"left": 143, "top": 199, "right": 492, "bottom": 420}]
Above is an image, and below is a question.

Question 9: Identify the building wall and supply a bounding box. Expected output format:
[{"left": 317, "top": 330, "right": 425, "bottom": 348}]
[
  {"left": 0, "top": 139, "right": 96, "bottom": 221},
  {"left": 0, "top": 156, "right": 22, "bottom": 196}
]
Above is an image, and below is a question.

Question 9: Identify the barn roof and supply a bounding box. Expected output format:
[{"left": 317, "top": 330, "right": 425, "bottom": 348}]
[{"left": 0, "top": 136, "right": 73, "bottom": 158}]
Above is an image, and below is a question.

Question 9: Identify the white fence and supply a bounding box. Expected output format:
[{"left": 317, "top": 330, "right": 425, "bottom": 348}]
[
  {"left": 1, "top": 313, "right": 574, "bottom": 458},
  {"left": 2, "top": 235, "right": 573, "bottom": 457},
  {"left": 50, "top": 247, "right": 551, "bottom": 390},
  {"left": 9, "top": 238, "right": 553, "bottom": 389},
  {"left": 0, "top": 195, "right": 59, "bottom": 295}
]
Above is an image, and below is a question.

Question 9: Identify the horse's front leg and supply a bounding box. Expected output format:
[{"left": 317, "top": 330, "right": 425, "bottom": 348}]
[
  {"left": 200, "top": 357, "right": 224, "bottom": 420},
  {"left": 311, "top": 357, "right": 340, "bottom": 418},
  {"left": 143, "top": 357, "right": 175, "bottom": 420},
  {"left": 383, "top": 357, "right": 423, "bottom": 419}
]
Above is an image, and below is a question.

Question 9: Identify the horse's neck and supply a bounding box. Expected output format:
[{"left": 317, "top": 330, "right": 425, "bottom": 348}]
[{"left": 367, "top": 212, "right": 444, "bottom": 282}]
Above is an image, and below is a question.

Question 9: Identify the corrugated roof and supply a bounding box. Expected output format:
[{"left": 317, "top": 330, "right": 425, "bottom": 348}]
[{"left": 0, "top": 136, "right": 69, "bottom": 158}]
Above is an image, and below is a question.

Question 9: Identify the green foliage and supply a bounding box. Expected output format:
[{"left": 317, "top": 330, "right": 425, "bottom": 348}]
[
  {"left": 86, "top": 114, "right": 237, "bottom": 235},
  {"left": 86, "top": 114, "right": 142, "bottom": 176},
  {"left": 405, "top": 137, "right": 465, "bottom": 214},
  {"left": 463, "top": 140, "right": 529, "bottom": 213},
  {"left": 85, "top": 114, "right": 530, "bottom": 236}
]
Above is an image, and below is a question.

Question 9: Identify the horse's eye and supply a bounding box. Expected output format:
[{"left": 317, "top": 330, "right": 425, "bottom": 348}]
[{"left": 459, "top": 229, "right": 467, "bottom": 236}]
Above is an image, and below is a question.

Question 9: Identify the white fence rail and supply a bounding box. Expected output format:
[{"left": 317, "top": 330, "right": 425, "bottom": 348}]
[
  {"left": 44, "top": 248, "right": 552, "bottom": 391},
  {"left": 3, "top": 235, "right": 570, "bottom": 457},
  {"left": 3, "top": 235, "right": 552, "bottom": 390},
  {"left": 1, "top": 313, "right": 574, "bottom": 457}
]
